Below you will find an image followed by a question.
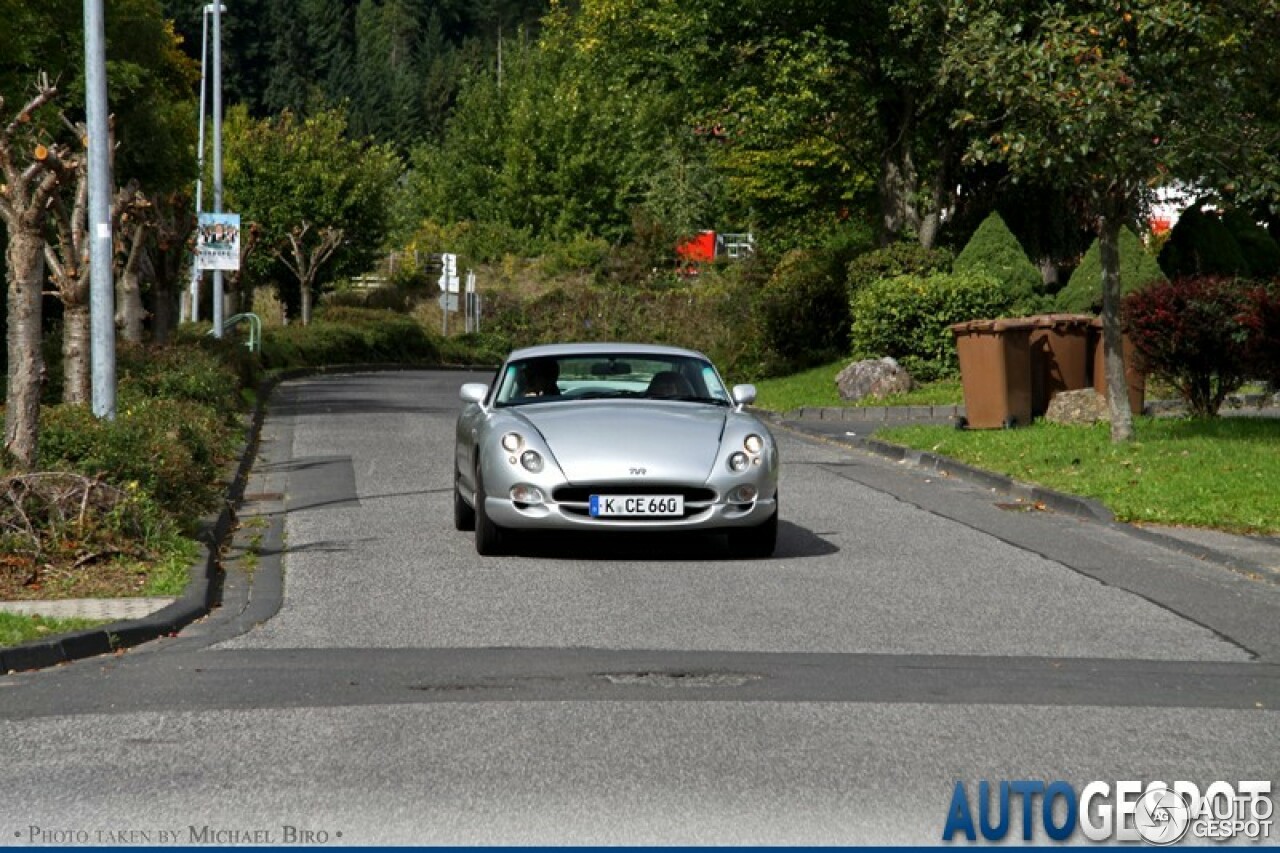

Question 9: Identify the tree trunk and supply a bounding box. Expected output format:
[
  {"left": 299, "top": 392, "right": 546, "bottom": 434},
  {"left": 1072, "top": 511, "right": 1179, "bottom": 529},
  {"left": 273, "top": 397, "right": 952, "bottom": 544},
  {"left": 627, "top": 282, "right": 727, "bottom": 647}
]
[
  {"left": 4, "top": 233, "right": 45, "bottom": 470},
  {"left": 116, "top": 221, "right": 147, "bottom": 343},
  {"left": 1099, "top": 216, "right": 1135, "bottom": 442},
  {"left": 301, "top": 280, "right": 313, "bottom": 326},
  {"left": 62, "top": 300, "right": 92, "bottom": 406}
]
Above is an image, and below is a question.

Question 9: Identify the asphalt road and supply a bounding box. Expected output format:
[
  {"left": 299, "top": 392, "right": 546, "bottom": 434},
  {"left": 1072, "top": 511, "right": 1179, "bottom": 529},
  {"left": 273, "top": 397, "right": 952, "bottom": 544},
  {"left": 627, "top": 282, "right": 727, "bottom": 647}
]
[{"left": 2, "top": 370, "right": 1277, "bottom": 845}]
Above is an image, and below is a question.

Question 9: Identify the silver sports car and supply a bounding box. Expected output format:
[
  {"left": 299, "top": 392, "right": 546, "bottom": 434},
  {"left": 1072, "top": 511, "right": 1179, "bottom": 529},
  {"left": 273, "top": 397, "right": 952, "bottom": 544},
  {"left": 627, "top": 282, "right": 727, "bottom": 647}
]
[{"left": 453, "top": 343, "right": 780, "bottom": 557}]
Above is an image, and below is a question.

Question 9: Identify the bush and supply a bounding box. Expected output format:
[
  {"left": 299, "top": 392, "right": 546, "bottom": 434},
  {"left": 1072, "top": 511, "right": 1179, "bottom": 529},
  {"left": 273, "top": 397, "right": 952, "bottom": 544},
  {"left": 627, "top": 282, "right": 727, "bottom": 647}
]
[
  {"left": 953, "top": 211, "right": 1043, "bottom": 307},
  {"left": 1243, "top": 282, "right": 1280, "bottom": 387},
  {"left": 1056, "top": 227, "right": 1166, "bottom": 313},
  {"left": 846, "top": 242, "right": 954, "bottom": 297},
  {"left": 116, "top": 341, "right": 245, "bottom": 412},
  {"left": 39, "top": 397, "right": 235, "bottom": 517},
  {"left": 262, "top": 309, "right": 441, "bottom": 369},
  {"left": 1158, "top": 207, "right": 1249, "bottom": 278},
  {"left": 1123, "top": 276, "right": 1256, "bottom": 417},
  {"left": 755, "top": 249, "right": 851, "bottom": 369},
  {"left": 850, "top": 269, "right": 1017, "bottom": 381}
]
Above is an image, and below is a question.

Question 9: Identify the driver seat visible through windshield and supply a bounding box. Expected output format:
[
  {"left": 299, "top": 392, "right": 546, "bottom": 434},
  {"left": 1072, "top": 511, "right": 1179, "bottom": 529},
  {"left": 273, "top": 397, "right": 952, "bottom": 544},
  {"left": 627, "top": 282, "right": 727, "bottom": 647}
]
[{"left": 646, "top": 371, "right": 695, "bottom": 398}]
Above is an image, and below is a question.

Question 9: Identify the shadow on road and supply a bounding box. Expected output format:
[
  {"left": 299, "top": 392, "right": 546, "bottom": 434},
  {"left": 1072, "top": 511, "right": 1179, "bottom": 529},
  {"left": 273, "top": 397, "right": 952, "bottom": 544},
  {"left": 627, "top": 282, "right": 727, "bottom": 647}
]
[{"left": 496, "top": 520, "right": 837, "bottom": 562}]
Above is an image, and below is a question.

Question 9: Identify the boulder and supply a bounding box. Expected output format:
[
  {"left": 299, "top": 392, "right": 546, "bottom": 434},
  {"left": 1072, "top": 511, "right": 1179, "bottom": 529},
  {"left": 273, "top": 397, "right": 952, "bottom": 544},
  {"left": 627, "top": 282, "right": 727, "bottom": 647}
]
[
  {"left": 1045, "top": 388, "right": 1108, "bottom": 425},
  {"left": 836, "top": 357, "right": 915, "bottom": 402}
]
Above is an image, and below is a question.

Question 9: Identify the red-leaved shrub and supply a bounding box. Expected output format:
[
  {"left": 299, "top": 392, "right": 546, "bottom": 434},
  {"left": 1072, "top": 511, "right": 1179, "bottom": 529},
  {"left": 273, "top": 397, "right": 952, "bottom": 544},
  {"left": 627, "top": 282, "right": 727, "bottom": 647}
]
[
  {"left": 1122, "top": 276, "right": 1256, "bottom": 417},
  {"left": 1242, "top": 282, "right": 1280, "bottom": 388}
]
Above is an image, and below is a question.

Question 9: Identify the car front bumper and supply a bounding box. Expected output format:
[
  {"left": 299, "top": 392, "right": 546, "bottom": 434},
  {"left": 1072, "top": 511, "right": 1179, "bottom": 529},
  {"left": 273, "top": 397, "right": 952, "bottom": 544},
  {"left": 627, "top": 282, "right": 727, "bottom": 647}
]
[{"left": 482, "top": 492, "right": 778, "bottom": 532}]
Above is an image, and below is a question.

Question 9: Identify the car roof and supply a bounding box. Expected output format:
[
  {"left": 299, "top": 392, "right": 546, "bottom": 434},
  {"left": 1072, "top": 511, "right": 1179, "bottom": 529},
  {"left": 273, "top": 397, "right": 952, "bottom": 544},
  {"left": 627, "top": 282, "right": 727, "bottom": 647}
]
[{"left": 506, "top": 342, "right": 712, "bottom": 362}]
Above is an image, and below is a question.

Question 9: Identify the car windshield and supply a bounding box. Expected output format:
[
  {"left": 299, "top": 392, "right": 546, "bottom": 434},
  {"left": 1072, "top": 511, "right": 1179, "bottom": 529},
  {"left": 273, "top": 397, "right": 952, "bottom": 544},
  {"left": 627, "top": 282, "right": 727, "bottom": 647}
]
[{"left": 493, "top": 353, "right": 732, "bottom": 408}]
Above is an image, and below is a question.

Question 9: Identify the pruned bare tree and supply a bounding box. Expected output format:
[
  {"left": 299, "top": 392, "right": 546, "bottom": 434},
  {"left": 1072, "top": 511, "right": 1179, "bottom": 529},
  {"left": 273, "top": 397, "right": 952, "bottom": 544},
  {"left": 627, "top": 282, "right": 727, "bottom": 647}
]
[
  {"left": 278, "top": 221, "right": 344, "bottom": 326},
  {"left": 44, "top": 116, "right": 139, "bottom": 404},
  {"left": 113, "top": 188, "right": 152, "bottom": 343},
  {"left": 1, "top": 74, "right": 73, "bottom": 470}
]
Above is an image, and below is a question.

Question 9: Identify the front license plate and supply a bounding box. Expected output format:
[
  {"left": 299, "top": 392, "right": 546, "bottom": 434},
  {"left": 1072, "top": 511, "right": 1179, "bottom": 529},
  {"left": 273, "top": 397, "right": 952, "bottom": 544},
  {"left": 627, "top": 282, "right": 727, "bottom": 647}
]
[{"left": 589, "top": 494, "right": 684, "bottom": 517}]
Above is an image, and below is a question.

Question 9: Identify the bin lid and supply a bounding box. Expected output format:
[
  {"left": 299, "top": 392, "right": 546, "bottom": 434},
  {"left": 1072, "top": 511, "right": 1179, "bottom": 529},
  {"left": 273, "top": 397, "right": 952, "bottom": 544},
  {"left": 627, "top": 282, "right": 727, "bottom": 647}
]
[
  {"left": 950, "top": 318, "right": 1039, "bottom": 333},
  {"left": 1027, "top": 313, "right": 1094, "bottom": 329}
]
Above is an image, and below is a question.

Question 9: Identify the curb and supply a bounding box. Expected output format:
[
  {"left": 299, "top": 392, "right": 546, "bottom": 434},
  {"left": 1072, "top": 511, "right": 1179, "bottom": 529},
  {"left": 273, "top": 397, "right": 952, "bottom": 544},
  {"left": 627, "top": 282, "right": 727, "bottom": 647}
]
[{"left": 775, "top": 417, "right": 1280, "bottom": 587}]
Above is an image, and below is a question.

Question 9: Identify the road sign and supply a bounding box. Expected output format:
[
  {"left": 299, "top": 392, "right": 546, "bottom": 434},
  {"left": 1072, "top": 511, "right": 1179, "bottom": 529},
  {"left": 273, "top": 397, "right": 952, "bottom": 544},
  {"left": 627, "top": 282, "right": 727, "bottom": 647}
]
[
  {"left": 438, "top": 293, "right": 459, "bottom": 312},
  {"left": 437, "top": 253, "right": 459, "bottom": 292}
]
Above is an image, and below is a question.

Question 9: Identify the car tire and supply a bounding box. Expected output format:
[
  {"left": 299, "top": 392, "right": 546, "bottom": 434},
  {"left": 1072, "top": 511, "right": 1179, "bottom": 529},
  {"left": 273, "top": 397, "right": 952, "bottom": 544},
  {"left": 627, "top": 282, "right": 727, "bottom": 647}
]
[
  {"left": 727, "top": 497, "right": 778, "bottom": 559},
  {"left": 453, "top": 465, "right": 475, "bottom": 532},
  {"left": 473, "top": 469, "right": 507, "bottom": 556}
]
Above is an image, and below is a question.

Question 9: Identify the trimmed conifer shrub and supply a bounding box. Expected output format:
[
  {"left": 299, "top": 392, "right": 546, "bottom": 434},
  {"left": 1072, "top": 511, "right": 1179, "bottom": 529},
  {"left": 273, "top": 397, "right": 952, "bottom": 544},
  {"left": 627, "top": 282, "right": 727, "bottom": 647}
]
[
  {"left": 1158, "top": 207, "right": 1249, "bottom": 278},
  {"left": 953, "top": 211, "right": 1042, "bottom": 307},
  {"left": 1224, "top": 210, "right": 1280, "bottom": 278},
  {"left": 1055, "top": 227, "right": 1166, "bottom": 313}
]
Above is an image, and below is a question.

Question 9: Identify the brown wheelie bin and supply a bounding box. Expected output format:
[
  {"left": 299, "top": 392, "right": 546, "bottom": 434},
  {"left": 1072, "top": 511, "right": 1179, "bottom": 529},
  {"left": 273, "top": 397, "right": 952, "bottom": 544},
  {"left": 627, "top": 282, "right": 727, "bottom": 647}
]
[
  {"left": 1029, "top": 314, "right": 1094, "bottom": 416},
  {"left": 950, "top": 318, "right": 1036, "bottom": 428},
  {"left": 1089, "top": 318, "right": 1146, "bottom": 414}
]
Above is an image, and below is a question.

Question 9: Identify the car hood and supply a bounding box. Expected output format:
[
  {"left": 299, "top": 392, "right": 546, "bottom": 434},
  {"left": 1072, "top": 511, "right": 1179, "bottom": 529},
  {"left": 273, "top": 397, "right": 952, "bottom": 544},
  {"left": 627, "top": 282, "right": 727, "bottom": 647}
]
[{"left": 517, "top": 401, "right": 727, "bottom": 483}]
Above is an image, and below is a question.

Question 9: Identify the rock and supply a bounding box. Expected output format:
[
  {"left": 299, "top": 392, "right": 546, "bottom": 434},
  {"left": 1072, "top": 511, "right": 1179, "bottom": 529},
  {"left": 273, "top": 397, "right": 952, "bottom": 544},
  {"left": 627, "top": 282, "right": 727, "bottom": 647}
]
[
  {"left": 836, "top": 357, "right": 915, "bottom": 402},
  {"left": 1045, "top": 388, "right": 1108, "bottom": 425}
]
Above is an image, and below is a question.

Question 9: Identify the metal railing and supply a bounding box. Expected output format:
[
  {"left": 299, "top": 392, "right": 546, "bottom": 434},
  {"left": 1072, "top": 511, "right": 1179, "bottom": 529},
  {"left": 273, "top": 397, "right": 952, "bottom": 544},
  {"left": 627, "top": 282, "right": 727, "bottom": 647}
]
[{"left": 207, "top": 312, "right": 261, "bottom": 353}]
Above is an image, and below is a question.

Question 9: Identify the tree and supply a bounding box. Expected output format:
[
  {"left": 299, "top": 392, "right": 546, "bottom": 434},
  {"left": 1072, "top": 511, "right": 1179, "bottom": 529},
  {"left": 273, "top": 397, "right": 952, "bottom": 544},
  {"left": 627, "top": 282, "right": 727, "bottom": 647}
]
[
  {"left": 1, "top": 78, "right": 73, "bottom": 469},
  {"left": 280, "top": 221, "right": 344, "bottom": 324},
  {"left": 933, "top": 0, "right": 1280, "bottom": 441},
  {"left": 222, "top": 105, "right": 399, "bottom": 323}
]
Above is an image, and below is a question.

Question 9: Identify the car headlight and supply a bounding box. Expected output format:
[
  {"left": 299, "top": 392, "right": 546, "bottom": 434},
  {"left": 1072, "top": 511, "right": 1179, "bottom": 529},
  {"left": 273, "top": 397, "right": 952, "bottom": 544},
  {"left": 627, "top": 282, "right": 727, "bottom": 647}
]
[
  {"left": 728, "top": 451, "right": 750, "bottom": 472},
  {"left": 744, "top": 434, "right": 763, "bottom": 454},
  {"left": 520, "top": 450, "right": 544, "bottom": 472},
  {"left": 510, "top": 484, "right": 545, "bottom": 505},
  {"left": 501, "top": 432, "right": 524, "bottom": 453}
]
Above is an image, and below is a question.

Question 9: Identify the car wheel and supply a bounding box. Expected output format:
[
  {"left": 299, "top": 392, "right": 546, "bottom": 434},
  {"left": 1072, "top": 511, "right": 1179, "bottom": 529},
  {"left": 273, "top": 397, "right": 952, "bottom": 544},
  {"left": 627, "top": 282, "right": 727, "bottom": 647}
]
[
  {"left": 473, "top": 469, "right": 507, "bottom": 556},
  {"left": 453, "top": 465, "right": 475, "bottom": 532},
  {"left": 727, "top": 499, "right": 778, "bottom": 559}
]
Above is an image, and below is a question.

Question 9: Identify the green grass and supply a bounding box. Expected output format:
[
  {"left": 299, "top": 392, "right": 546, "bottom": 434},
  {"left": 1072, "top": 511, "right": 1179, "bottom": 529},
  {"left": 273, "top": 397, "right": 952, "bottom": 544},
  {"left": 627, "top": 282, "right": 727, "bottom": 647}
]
[
  {"left": 753, "top": 360, "right": 963, "bottom": 412},
  {"left": 0, "top": 613, "right": 113, "bottom": 648},
  {"left": 879, "top": 417, "right": 1280, "bottom": 533}
]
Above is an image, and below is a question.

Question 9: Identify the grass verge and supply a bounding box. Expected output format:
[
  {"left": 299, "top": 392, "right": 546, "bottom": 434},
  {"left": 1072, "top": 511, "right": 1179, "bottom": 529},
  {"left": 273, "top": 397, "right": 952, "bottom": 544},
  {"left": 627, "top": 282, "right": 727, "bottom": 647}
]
[
  {"left": 0, "top": 613, "right": 113, "bottom": 648},
  {"left": 753, "top": 360, "right": 963, "bottom": 412},
  {"left": 879, "top": 417, "right": 1280, "bottom": 534}
]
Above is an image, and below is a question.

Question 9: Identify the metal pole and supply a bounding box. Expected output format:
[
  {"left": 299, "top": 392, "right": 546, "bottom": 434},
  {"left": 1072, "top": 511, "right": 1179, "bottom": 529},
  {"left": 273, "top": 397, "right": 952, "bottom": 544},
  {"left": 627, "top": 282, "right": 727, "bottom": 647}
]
[
  {"left": 211, "top": 0, "right": 224, "bottom": 338},
  {"left": 189, "top": 4, "right": 211, "bottom": 324},
  {"left": 85, "top": 0, "right": 115, "bottom": 420}
]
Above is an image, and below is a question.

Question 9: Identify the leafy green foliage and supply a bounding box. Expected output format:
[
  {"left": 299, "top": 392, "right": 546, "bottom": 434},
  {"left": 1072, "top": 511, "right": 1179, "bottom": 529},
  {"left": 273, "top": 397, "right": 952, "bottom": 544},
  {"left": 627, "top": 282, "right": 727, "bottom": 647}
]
[
  {"left": 1056, "top": 227, "right": 1166, "bottom": 313},
  {"left": 849, "top": 269, "right": 1020, "bottom": 381},
  {"left": 259, "top": 308, "right": 442, "bottom": 369},
  {"left": 1123, "top": 276, "right": 1257, "bottom": 417},
  {"left": 953, "top": 211, "right": 1043, "bottom": 306},
  {"left": 846, "top": 241, "right": 954, "bottom": 296},
  {"left": 39, "top": 398, "right": 235, "bottom": 517},
  {"left": 223, "top": 104, "right": 401, "bottom": 303},
  {"left": 755, "top": 249, "right": 852, "bottom": 369}
]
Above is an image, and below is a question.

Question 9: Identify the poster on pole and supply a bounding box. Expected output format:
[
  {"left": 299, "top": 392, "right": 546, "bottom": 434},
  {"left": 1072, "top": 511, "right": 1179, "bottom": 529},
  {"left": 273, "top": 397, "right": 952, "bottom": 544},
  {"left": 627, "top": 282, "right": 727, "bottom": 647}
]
[{"left": 195, "top": 212, "right": 241, "bottom": 271}]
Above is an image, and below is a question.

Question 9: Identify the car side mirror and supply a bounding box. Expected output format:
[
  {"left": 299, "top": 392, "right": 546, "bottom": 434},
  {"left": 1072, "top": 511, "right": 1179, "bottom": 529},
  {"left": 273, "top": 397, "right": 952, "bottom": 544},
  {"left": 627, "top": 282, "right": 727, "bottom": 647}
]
[
  {"left": 731, "top": 384, "right": 757, "bottom": 406},
  {"left": 460, "top": 383, "right": 488, "bottom": 405}
]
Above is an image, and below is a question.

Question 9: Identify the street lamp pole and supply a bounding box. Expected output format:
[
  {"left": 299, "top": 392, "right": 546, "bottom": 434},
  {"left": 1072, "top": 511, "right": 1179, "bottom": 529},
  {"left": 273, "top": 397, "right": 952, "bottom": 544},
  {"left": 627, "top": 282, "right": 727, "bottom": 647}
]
[
  {"left": 211, "top": 0, "right": 225, "bottom": 338},
  {"left": 84, "top": 0, "right": 115, "bottom": 419},
  {"left": 189, "top": 3, "right": 224, "bottom": 325}
]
